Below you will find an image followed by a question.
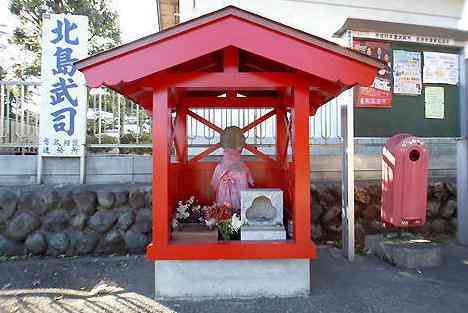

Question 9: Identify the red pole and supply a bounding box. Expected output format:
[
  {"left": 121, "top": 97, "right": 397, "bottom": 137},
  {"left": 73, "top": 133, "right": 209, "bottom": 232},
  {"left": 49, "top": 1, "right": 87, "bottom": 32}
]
[
  {"left": 152, "top": 88, "right": 170, "bottom": 245},
  {"left": 292, "top": 84, "right": 311, "bottom": 243}
]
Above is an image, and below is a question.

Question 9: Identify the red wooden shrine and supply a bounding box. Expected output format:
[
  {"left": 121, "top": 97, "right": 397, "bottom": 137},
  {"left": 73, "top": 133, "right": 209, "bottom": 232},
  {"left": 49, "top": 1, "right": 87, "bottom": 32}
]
[{"left": 76, "top": 6, "right": 383, "bottom": 261}]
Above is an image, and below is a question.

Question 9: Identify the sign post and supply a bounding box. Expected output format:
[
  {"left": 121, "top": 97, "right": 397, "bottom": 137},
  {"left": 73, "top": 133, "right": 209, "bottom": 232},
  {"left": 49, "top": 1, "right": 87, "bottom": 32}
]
[{"left": 37, "top": 14, "right": 88, "bottom": 183}]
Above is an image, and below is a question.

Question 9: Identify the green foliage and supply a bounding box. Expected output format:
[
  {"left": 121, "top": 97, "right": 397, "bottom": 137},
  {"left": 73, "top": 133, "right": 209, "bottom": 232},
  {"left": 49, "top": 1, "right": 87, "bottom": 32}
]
[
  {"left": 0, "top": 66, "right": 6, "bottom": 80},
  {"left": 217, "top": 220, "right": 240, "bottom": 240},
  {"left": 8, "top": 0, "right": 121, "bottom": 79}
]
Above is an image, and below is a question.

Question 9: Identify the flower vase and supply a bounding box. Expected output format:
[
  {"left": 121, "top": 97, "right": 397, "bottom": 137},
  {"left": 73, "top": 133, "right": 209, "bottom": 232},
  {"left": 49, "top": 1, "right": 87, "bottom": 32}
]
[{"left": 171, "top": 223, "right": 218, "bottom": 242}]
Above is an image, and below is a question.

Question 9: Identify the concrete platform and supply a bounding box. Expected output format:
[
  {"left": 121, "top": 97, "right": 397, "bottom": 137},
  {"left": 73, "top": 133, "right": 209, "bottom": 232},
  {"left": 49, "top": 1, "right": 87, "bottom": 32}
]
[
  {"left": 365, "top": 233, "right": 443, "bottom": 269},
  {"left": 241, "top": 225, "right": 286, "bottom": 240},
  {"left": 154, "top": 259, "right": 310, "bottom": 299}
]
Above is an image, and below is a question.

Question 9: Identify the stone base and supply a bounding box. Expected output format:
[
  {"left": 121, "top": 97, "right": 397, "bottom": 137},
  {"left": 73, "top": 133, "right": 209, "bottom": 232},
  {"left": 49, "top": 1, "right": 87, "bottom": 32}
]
[
  {"left": 154, "top": 259, "right": 310, "bottom": 299},
  {"left": 365, "top": 234, "right": 443, "bottom": 269},
  {"left": 241, "top": 225, "right": 286, "bottom": 240}
]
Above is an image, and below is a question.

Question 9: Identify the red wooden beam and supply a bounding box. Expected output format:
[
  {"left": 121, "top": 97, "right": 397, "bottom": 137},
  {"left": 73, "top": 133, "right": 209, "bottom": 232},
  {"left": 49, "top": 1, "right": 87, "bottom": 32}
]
[
  {"left": 244, "top": 144, "right": 276, "bottom": 163},
  {"left": 276, "top": 107, "right": 287, "bottom": 165},
  {"left": 186, "top": 109, "right": 224, "bottom": 133},
  {"left": 292, "top": 84, "right": 311, "bottom": 243},
  {"left": 146, "top": 240, "right": 317, "bottom": 260},
  {"left": 152, "top": 88, "right": 170, "bottom": 246},
  {"left": 188, "top": 143, "right": 221, "bottom": 164},
  {"left": 174, "top": 108, "right": 188, "bottom": 163},
  {"left": 182, "top": 96, "right": 281, "bottom": 107},
  {"left": 223, "top": 46, "right": 239, "bottom": 73},
  {"left": 241, "top": 109, "right": 277, "bottom": 133},
  {"left": 145, "top": 72, "right": 305, "bottom": 89}
]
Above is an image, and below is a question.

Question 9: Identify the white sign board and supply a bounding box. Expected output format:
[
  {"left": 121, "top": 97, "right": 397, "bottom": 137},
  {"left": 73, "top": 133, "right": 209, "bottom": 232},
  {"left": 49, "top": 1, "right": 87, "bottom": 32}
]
[
  {"left": 352, "top": 31, "right": 460, "bottom": 47},
  {"left": 423, "top": 52, "right": 459, "bottom": 85},
  {"left": 39, "top": 14, "right": 88, "bottom": 156},
  {"left": 425, "top": 86, "right": 445, "bottom": 119},
  {"left": 393, "top": 50, "right": 422, "bottom": 95}
]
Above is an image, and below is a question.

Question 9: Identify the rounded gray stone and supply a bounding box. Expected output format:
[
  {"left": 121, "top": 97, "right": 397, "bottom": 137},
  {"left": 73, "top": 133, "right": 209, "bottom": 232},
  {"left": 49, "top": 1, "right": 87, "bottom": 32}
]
[
  {"left": 97, "top": 191, "right": 115, "bottom": 209},
  {"left": 0, "top": 191, "right": 17, "bottom": 222},
  {"left": 47, "top": 232, "right": 70, "bottom": 255},
  {"left": 72, "top": 191, "right": 97, "bottom": 215},
  {"left": 25, "top": 232, "right": 47, "bottom": 255},
  {"left": 56, "top": 191, "right": 75, "bottom": 210},
  {"left": 114, "top": 191, "right": 129, "bottom": 207},
  {"left": 69, "top": 230, "right": 99, "bottom": 255},
  {"left": 88, "top": 211, "right": 117, "bottom": 233},
  {"left": 134, "top": 208, "right": 152, "bottom": 234},
  {"left": 145, "top": 190, "right": 152, "bottom": 208},
  {"left": 0, "top": 234, "right": 22, "bottom": 256},
  {"left": 117, "top": 210, "right": 135, "bottom": 232},
  {"left": 97, "top": 230, "right": 126, "bottom": 254},
  {"left": 70, "top": 213, "right": 88, "bottom": 230},
  {"left": 5, "top": 212, "right": 41, "bottom": 241},
  {"left": 129, "top": 191, "right": 146, "bottom": 209},
  {"left": 124, "top": 228, "right": 149, "bottom": 253},
  {"left": 17, "top": 192, "right": 50, "bottom": 215},
  {"left": 42, "top": 209, "right": 69, "bottom": 232}
]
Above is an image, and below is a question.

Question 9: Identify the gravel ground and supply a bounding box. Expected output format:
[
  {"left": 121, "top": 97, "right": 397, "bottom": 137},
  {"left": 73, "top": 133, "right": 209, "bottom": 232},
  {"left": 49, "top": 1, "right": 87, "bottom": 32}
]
[{"left": 0, "top": 242, "right": 467, "bottom": 313}]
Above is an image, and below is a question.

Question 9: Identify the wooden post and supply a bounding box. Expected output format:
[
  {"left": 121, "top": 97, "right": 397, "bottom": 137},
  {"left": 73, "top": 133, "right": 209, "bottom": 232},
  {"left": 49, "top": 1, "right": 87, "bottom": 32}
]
[
  {"left": 292, "top": 84, "right": 311, "bottom": 243},
  {"left": 174, "top": 107, "right": 188, "bottom": 163},
  {"left": 153, "top": 88, "right": 170, "bottom": 245},
  {"left": 276, "top": 107, "right": 287, "bottom": 165}
]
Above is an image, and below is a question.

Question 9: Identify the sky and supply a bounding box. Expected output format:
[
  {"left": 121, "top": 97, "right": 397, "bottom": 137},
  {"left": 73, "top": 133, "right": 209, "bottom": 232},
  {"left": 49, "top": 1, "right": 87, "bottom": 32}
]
[{"left": 0, "top": 0, "right": 159, "bottom": 77}]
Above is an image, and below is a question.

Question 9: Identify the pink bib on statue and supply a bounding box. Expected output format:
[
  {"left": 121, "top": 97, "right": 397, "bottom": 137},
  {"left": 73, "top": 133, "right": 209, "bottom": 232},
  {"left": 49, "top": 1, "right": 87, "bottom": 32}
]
[{"left": 211, "top": 148, "right": 254, "bottom": 213}]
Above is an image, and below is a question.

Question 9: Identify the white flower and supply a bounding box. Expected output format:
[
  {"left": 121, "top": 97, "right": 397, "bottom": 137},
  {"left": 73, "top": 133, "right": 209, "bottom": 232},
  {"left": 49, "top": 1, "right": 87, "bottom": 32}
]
[
  {"left": 172, "top": 218, "right": 179, "bottom": 230},
  {"left": 205, "top": 218, "right": 217, "bottom": 229},
  {"left": 230, "top": 213, "right": 242, "bottom": 231}
]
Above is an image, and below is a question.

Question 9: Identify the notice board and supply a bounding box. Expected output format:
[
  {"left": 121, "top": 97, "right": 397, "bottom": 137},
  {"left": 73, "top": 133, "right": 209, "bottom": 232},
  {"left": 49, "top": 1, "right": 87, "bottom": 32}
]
[{"left": 354, "top": 42, "right": 460, "bottom": 137}]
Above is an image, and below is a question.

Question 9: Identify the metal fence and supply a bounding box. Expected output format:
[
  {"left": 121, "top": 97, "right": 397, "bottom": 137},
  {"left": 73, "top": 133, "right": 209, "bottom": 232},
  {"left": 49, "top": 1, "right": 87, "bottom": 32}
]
[{"left": 0, "top": 81, "right": 342, "bottom": 154}]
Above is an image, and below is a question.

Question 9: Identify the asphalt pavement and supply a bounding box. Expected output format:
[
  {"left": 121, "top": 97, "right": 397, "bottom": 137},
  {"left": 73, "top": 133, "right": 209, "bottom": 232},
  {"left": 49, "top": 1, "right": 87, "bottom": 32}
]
[{"left": 0, "top": 242, "right": 467, "bottom": 313}]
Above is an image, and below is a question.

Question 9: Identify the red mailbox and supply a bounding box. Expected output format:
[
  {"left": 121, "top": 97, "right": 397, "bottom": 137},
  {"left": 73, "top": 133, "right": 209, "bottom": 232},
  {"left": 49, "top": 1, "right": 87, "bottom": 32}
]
[{"left": 381, "top": 134, "right": 428, "bottom": 227}]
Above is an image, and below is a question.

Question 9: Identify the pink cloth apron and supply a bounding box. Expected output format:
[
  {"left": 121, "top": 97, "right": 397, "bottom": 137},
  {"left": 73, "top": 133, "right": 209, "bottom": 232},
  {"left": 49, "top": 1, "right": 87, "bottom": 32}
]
[{"left": 211, "top": 148, "right": 254, "bottom": 213}]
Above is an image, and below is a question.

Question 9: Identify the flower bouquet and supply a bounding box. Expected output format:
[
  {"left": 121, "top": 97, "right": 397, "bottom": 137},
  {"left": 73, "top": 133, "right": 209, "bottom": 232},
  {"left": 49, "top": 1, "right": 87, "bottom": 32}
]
[
  {"left": 171, "top": 196, "right": 218, "bottom": 242},
  {"left": 202, "top": 202, "right": 242, "bottom": 240}
]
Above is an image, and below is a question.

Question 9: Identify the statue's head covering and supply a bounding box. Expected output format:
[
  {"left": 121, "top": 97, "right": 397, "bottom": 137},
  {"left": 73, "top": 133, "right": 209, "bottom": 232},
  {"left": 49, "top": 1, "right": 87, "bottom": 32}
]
[{"left": 220, "top": 126, "right": 246, "bottom": 151}]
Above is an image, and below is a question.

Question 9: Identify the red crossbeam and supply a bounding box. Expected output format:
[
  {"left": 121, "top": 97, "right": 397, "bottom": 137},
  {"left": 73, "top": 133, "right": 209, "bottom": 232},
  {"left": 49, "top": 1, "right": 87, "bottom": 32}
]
[
  {"left": 241, "top": 109, "right": 277, "bottom": 133},
  {"left": 244, "top": 144, "right": 275, "bottom": 163},
  {"left": 187, "top": 110, "right": 223, "bottom": 133},
  {"left": 189, "top": 143, "right": 221, "bottom": 164}
]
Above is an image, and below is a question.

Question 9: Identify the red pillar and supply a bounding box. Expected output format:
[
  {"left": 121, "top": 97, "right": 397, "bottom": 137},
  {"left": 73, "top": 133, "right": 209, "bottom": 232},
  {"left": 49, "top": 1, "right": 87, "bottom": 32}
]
[
  {"left": 152, "top": 88, "right": 170, "bottom": 246},
  {"left": 292, "top": 84, "right": 311, "bottom": 243},
  {"left": 174, "top": 107, "right": 188, "bottom": 163}
]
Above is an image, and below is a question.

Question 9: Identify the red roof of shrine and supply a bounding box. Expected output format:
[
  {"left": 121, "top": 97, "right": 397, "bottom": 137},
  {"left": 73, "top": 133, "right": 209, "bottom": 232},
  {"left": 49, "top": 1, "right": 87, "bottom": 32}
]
[{"left": 76, "top": 6, "right": 384, "bottom": 112}]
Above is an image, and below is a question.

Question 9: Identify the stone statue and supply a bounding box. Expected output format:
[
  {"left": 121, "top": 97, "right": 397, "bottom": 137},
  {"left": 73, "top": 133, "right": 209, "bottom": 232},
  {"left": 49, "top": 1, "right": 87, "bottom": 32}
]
[{"left": 211, "top": 126, "right": 254, "bottom": 214}]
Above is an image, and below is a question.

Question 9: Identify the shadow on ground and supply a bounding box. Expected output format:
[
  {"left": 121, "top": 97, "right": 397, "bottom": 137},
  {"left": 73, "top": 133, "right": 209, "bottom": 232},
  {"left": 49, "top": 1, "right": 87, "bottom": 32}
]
[{"left": 1, "top": 242, "right": 468, "bottom": 313}]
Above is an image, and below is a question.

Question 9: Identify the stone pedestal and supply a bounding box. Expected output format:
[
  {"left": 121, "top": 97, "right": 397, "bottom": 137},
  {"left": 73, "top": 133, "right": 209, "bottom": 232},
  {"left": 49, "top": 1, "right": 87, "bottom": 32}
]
[
  {"left": 240, "top": 189, "right": 286, "bottom": 240},
  {"left": 154, "top": 259, "right": 310, "bottom": 299},
  {"left": 365, "top": 234, "right": 443, "bottom": 268}
]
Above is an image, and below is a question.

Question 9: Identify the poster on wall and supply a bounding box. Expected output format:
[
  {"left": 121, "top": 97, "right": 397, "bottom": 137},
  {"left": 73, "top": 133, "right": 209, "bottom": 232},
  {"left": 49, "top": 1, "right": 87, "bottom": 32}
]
[
  {"left": 425, "top": 86, "right": 445, "bottom": 119},
  {"left": 353, "top": 40, "right": 392, "bottom": 108},
  {"left": 393, "top": 50, "right": 422, "bottom": 95},
  {"left": 423, "top": 52, "right": 459, "bottom": 85},
  {"left": 39, "top": 14, "right": 88, "bottom": 157}
]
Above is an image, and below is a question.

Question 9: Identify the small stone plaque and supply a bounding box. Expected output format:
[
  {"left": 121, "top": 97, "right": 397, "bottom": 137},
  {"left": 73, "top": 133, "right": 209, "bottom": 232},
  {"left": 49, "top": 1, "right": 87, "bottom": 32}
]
[{"left": 241, "top": 189, "right": 283, "bottom": 226}]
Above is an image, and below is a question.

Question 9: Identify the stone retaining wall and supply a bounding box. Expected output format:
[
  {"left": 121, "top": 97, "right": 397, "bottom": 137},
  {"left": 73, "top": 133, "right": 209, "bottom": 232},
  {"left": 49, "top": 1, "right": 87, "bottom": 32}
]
[
  {"left": 311, "top": 180, "right": 458, "bottom": 244},
  {"left": 0, "top": 184, "right": 152, "bottom": 257},
  {"left": 0, "top": 180, "right": 458, "bottom": 257}
]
